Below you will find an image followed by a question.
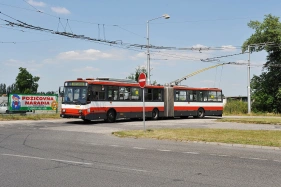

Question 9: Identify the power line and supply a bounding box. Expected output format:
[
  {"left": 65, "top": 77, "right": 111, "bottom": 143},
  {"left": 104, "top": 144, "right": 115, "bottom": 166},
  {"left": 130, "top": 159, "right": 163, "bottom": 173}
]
[
  {"left": 1, "top": 2, "right": 263, "bottom": 26},
  {"left": 1, "top": 12, "right": 246, "bottom": 53},
  {"left": 0, "top": 38, "right": 66, "bottom": 44},
  {"left": 22, "top": 0, "right": 43, "bottom": 13},
  {"left": 113, "top": 25, "right": 145, "bottom": 38}
]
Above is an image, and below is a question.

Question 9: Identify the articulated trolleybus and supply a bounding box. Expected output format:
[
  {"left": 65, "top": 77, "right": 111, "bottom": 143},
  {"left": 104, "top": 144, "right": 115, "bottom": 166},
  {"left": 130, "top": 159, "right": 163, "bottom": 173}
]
[{"left": 60, "top": 78, "right": 223, "bottom": 122}]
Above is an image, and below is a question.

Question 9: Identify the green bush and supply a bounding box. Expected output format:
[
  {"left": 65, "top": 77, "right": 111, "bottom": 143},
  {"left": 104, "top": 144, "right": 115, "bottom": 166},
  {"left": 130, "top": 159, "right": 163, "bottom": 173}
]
[{"left": 224, "top": 100, "right": 248, "bottom": 115}]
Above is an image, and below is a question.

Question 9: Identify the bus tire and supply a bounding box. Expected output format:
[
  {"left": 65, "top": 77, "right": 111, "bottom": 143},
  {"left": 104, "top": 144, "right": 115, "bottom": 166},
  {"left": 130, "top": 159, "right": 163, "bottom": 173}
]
[
  {"left": 83, "top": 119, "right": 91, "bottom": 123},
  {"left": 152, "top": 108, "right": 159, "bottom": 120},
  {"left": 106, "top": 109, "right": 116, "bottom": 123},
  {"left": 197, "top": 108, "right": 205, "bottom": 118}
]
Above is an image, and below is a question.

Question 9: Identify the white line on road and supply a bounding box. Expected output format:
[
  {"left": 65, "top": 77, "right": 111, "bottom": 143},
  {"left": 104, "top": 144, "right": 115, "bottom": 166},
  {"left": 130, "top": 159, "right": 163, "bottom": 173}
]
[
  {"left": 157, "top": 149, "right": 171, "bottom": 152},
  {"left": 1, "top": 153, "right": 150, "bottom": 173},
  {"left": 182, "top": 152, "right": 199, "bottom": 154},
  {"left": 132, "top": 147, "right": 146, "bottom": 150},
  {"left": 110, "top": 145, "right": 123, "bottom": 147},
  {"left": 1, "top": 153, "right": 93, "bottom": 165},
  {"left": 248, "top": 157, "right": 268, "bottom": 161}
]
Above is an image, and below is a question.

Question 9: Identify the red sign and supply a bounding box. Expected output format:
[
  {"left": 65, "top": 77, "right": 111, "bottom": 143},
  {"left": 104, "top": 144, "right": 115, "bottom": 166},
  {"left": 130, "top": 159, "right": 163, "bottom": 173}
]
[{"left": 138, "top": 73, "right": 146, "bottom": 88}]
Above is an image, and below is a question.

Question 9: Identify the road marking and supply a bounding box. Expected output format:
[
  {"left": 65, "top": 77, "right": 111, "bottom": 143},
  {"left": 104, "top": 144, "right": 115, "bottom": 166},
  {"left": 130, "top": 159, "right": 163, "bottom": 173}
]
[
  {"left": 218, "top": 155, "right": 229, "bottom": 157},
  {"left": 157, "top": 149, "right": 171, "bottom": 152},
  {"left": 132, "top": 147, "right": 146, "bottom": 150},
  {"left": 1, "top": 153, "right": 93, "bottom": 165},
  {"left": 248, "top": 157, "right": 267, "bottom": 160},
  {"left": 110, "top": 145, "right": 123, "bottom": 147},
  {"left": 248, "top": 157, "right": 268, "bottom": 161},
  {"left": 273, "top": 160, "right": 281, "bottom": 162},
  {"left": 1, "top": 153, "right": 150, "bottom": 173},
  {"left": 182, "top": 152, "right": 199, "bottom": 154}
]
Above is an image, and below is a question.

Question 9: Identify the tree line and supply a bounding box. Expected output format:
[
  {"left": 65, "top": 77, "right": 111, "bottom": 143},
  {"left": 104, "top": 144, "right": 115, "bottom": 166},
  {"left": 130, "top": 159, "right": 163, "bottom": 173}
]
[
  {"left": 0, "top": 67, "right": 55, "bottom": 96},
  {"left": 242, "top": 14, "right": 281, "bottom": 113}
]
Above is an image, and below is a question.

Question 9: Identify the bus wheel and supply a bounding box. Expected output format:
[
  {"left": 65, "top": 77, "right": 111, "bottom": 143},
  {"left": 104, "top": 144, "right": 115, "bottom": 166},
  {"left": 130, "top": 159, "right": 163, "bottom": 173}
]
[
  {"left": 152, "top": 108, "right": 159, "bottom": 120},
  {"left": 106, "top": 109, "right": 116, "bottom": 123},
  {"left": 83, "top": 119, "right": 91, "bottom": 123},
  {"left": 197, "top": 108, "right": 205, "bottom": 118}
]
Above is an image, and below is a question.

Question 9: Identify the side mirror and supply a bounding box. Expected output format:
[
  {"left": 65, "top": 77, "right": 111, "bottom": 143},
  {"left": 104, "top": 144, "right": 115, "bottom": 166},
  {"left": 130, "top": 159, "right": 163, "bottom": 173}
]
[{"left": 59, "top": 86, "right": 64, "bottom": 97}]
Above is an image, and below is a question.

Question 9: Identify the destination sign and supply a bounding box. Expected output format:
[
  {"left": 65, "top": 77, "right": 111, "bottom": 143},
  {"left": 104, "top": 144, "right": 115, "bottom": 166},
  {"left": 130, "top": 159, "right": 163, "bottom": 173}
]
[{"left": 65, "top": 82, "right": 87, "bottom": 86}]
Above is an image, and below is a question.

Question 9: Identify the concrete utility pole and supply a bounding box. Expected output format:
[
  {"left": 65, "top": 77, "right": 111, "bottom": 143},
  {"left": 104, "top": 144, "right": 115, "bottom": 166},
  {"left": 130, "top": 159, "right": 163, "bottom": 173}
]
[
  {"left": 146, "top": 14, "right": 170, "bottom": 85},
  {"left": 246, "top": 42, "right": 274, "bottom": 114},
  {"left": 247, "top": 45, "right": 251, "bottom": 114}
]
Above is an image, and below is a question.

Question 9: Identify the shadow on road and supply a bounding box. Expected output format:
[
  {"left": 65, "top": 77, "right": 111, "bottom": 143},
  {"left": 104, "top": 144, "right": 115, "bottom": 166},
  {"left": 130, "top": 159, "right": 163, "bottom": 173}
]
[{"left": 65, "top": 116, "right": 222, "bottom": 125}]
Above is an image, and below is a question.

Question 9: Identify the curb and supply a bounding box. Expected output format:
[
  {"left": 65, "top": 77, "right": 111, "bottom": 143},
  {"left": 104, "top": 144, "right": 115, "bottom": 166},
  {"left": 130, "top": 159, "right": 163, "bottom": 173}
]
[{"left": 190, "top": 141, "right": 281, "bottom": 150}]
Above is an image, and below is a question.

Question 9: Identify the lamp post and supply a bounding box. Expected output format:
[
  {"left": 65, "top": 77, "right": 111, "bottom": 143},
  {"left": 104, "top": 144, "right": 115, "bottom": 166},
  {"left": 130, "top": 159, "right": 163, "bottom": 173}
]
[{"left": 146, "top": 14, "right": 170, "bottom": 85}]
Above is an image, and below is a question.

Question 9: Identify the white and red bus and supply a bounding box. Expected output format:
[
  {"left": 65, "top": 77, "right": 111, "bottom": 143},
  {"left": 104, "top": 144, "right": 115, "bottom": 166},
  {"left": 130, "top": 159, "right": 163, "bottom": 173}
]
[{"left": 59, "top": 78, "right": 223, "bottom": 122}]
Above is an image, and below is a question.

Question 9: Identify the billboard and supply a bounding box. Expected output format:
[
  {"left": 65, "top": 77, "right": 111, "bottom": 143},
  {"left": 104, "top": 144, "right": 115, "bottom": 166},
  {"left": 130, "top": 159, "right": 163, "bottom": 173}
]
[{"left": 8, "top": 94, "right": 58, "bottom": 111}]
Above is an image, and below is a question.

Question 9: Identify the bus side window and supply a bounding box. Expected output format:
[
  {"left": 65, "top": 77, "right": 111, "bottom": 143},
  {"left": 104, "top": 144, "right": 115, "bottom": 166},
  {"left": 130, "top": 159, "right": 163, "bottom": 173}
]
[
  {"left": 131, "top": 87, "right": 140, "bottom": 101},
  {"left": 93, "top": 92, "right": 99, "bottom": 100},
  {"left": 175, "top": 90, "right": 179, "bottom": 101},
  {"left": 125, "top": 87, "right": 131, "bottom": 100},
  {"left": 179, "top": 91, "right": 186, "bottom": 101},
  {"left": 152, "top": 89, "right": 163, "bottom": 101},
  {"left": 197, "top": 91, "right": 203, "bottom": 102},
  {"left": 192, "top": 91, "right": 197, "bottom": 101},
  {"left": 107, "top": 86, "right": 118, "bottom": 101},
  {"left": 186, "top": 91, "right": 190, "bottom": 102},
  {"left": 119, "top": 87, "right": 125, "bottom": 100},
  {"left": 145, "top": 88, "right": 152, "bottom": 101}
]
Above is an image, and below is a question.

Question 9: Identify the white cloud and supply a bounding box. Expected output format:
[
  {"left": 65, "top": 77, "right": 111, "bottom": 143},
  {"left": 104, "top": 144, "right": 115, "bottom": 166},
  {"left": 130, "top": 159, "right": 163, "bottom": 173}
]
[
  {"left": 27, "top": 0, "right": 46, "bottom": 7},
  {"left": 72, "top": 66, "right": 100, "bottom": 72},
  {"left": 130, "top": 52, "right": 146, "bottom": 60},
  {"left": 51, "top": 7, "right": 71, "bottom": 14},
  {"left": 4, "top": 59, "right": 42, "bottom": 70},
  {"left": 57, "top": 49, "right": 113, "bottom": 61}
]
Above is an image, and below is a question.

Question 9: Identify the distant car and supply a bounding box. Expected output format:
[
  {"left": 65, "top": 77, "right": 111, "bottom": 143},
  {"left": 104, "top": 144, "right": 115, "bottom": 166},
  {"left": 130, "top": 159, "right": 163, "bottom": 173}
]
[
  {"left": 0, "top": 101, "right": 8, "bottom": 114},
  {"left": 0, "top": 101, "right": 31, "bottom": 114}
]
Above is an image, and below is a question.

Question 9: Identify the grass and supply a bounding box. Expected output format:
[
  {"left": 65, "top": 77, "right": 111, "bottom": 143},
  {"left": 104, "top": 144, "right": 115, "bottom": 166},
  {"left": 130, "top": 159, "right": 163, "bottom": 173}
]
[
  {"left": 0, "top": 113, "right": 61, "bottom": 121},
  {"left": 217, "top": 118, "right": 281, "bottom": 125},
  {"left": 113, "top": 128, "right": 281, "bottom": 147}
]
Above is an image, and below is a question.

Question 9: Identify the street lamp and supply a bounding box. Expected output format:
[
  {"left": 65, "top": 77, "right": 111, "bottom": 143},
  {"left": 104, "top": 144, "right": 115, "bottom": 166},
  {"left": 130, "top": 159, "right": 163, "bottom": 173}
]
[{"left": 146, "top": 14, "right": 170, "bottom": 85}]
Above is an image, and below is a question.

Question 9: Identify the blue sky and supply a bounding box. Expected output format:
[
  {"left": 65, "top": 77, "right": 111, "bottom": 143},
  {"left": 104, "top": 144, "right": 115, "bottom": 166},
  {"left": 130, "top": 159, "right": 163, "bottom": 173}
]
[{"left": 0, "top": 0, "right": 280, "bottom": 96}]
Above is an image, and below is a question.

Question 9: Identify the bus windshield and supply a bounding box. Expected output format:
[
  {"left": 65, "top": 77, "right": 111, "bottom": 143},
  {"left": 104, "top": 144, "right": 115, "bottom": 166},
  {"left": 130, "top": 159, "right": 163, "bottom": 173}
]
[{"left": 63, "top": 86, "right": 87, "bottom": 105}]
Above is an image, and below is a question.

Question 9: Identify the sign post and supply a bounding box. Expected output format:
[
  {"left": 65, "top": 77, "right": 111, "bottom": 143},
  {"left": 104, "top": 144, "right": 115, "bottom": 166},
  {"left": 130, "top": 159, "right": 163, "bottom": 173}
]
[{"left": 138, "top": 73, "right": 146, "bottom": 131}]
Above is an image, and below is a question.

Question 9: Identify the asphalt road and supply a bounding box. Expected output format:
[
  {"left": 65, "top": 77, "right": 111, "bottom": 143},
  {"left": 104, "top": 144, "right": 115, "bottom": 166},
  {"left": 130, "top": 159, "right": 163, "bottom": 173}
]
[{"left": 0, "top": 118, "right": 281, "bottom": 187}]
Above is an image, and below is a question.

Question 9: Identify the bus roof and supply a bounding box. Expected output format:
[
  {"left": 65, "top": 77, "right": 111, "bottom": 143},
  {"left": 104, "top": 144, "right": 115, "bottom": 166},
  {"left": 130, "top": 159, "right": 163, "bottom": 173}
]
[{"left": 65, "top": 78, "right": 222, "bottom": 91}]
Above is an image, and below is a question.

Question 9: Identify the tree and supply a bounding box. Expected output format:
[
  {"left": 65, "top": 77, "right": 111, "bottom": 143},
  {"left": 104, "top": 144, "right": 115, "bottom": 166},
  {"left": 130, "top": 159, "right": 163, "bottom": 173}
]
[
  {"left": 242, "top": 14, "right": 281, "bottom": 113},
  {"left": 127, "top": 66, "right": 157, "bottom": 85},
  {"left": 6, "top": 83, "right": 17, "bottom": 94},
  {"left": 15, "top": 67, "right": 40, "bottom": 94},
  {"left": 0, "top": 83, "right": 6, "bottom": 95}
]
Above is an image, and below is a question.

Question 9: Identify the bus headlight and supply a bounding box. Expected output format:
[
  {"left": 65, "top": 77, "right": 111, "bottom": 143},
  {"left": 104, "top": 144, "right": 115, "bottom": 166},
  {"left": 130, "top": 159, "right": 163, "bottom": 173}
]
[
  {"left": 62, "top": 109, "right": 66, "bottom": 113},
  {"left": 78, "top": 110, "right": 83, "bottom": 113}
]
